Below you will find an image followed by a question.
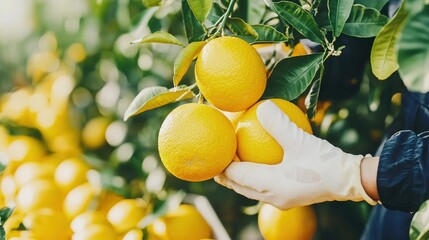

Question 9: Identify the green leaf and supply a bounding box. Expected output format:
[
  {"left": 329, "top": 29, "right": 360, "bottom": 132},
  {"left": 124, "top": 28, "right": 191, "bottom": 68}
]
[
  {"left": 142, "top": 0, "right": 163, "bottom": 7},
  {"left": 371, "top": 4, "right": 408, "bottom": 80},
  {"left": 182, "top": 0, "right": 206, "bottom": 42},
  {"left": 405, "top": 0, "right": 426, "bottom": 15},
  {"left": 173, "top": 41, "right": 207, "bottom": 86},
  {"left": 263, "top": 53, "right": 324, "bottom": 100},
  {"left": 398, "top": 6, "right": 429, "bottom": 93},
  {"left": 138, "top": 191, "right": 186, "bottom": 229},
  {"left": 187, "top": 0, "right": 213, "bottom": 23},
  {"left": 273, "top": 1, "right": 325, "bottom": 44},
  {"left": 226, "top": 17, "right": 259, "bottom": 38},
  {"left": 207, "top": 2, "right": 225, "bottom": 24},
  {"left": 247, "top": 0, "right": 266, "bottom": 24},
  {"left": 328, "top": 0, "right": 354, "bottom": 37},
  {"left": 305, "top": 78, "right": 321, "bottom": 119},
  {"left": 130, "top": 31, "right": 184, "bottom": 46},
  {"left": 0, "top": 207, "right": 14, "bottom": 225},
  {"left": 251, "top": 25, "right": 289, "bottom": 43},
  {"left": 339, "top": 4, "right": 388, "bottom": 38},
  {"left": 123, "top": 86, "right": 195, "bottom": 120},
  {"left": 353, "top": 0, "right": 389, "bottom": 11},
  {"left": 410, "top": 200, "right": 429, "bottom": 240}
]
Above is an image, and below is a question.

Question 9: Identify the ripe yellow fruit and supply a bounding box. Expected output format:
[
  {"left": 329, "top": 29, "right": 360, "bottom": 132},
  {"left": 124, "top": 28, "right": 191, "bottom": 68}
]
[
  {"left": 71, "top": 223, "right": 117, "bottom": 240},
  {"left": 236, "top": 99, "right": 313, "bottom": 164},
  {"left": 82, "top": 117, "right": 110, "bottom": 149},
  {"left": 23, "top": 208, "right": 72, "bottom": 240},
  {"left": 222, "top": 110, "right": 245, "bottom": 129},
  {"left": 7, "top": 136, "right": 46, "bottom": 164},
  {"left": 14, "top": 161, "right": 55, "bottom": 188},
  {"left": 0, "top": 88, "right": 33, "bottom": 126},
  {"left": 107, "top": 199, "right": 147, "bottom": 233},
  {"left": 158, "top": 103, "right": 236, "bottom": 182},
  {"left": 54, "top": 157, "right": 90, "bottom": 192},
  {"left": 150, "top": 204, "right": 212, "bottom": 240},
  {"left": 121, "top": 228, "right": 144, "bottom": 240},
  {"left": 1, "top": 174, "right": 18, "bottom": 203},
  {"left": 195, "top": 36, "right": 267, "bottom": 112},
  {"left": 258, "top": 204, "right": 317, "bottom": 240},
  {"left": 6, "top": 230, "right": 36, "bottom": 240},
  {"left": 71, "top": 210, "right": 110, "bottom": 233},
  {"left": 3, "top": 212, "right": 25, "bottom": 233},
  {"left": 15, "top": 180, "right": 63, "bottom": 213},
  {"left": 97, "top": 191, "right": 125, "bottom": 215},
  {"left": 63, "top": 182, "right": 97, "bottom": 219},
  {"left": 291, "top": 42, "right": 312, "bottom": 57}
]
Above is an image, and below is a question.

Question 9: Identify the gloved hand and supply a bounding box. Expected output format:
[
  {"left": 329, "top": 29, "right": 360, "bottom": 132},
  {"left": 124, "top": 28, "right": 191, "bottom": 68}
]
[{"left": 215, "top": 100, "right": 377, "bottom": 210}]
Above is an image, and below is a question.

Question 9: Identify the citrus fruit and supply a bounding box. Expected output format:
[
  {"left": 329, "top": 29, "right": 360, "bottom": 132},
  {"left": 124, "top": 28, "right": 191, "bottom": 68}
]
[
  {"left": 107, "top": 199, "right": 147, "bottom": 233},
  {"left": 7, "top": 136, "right": 46, "bottom": 163},
  {"left": 97, "top": 191, "right": 125, "bottom": 215},
  {"left": 82, "top": 117, "right": 110, "bottom": 149},
  {"left": 258, "top": 204, "right": 317, "bottom": 240},
  {"left": 1, "top": 174, "right": 18, "bottom": 203},
  {"left": 54, "top": 157, "right": 90, "bottom": 192},
  {"left": 121, "top": 228, "right": 144, "bottom": 240},
  {"left": 15, "top": 179, "right": 63, "bottom": 213},
  {"left": 236, "top": 98, "right": 313, "bottom": 164},
  {"left": 158, "top": 103, "right": 236, "bottom": 182},
  {"left": 6, "top": 230, "right": 36, "bottom": 240},
  {"left": 291, "top": 42, "right": 311, "bottom": 57},
  {"left": 150, "top": 204, "right": 212, "bottom": 240},
  {"left": 23, "top": 208, "right": 72, "bottom": 240},
  {"left": 63, "top": 182, "right": 97, "bottom": 219},
  {"left": 14, "top": 161, "right": 55, "bottom": 188},
  {"left": 195, "top": 36, "right": 267, "bottom": 112},
  {"left": 71, "top": 223, "right": 117, "bottom": 240},
  {"left": 71, "top": 210, "right": 111, "bottom": 233}
]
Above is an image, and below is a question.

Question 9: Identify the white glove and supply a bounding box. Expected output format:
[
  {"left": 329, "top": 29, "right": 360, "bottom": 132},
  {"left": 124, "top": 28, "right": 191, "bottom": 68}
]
[{"left": 215, "top": 100, "right": 377, "bottom": 210}]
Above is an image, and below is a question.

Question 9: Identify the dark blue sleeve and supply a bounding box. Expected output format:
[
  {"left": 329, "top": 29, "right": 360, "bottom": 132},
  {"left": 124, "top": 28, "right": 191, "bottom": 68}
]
[{"left": 377, "top": 130, "right": 429, "bottom": 212}]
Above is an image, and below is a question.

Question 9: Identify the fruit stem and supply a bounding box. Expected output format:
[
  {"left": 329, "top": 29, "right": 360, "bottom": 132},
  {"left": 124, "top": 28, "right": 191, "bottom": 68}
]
[
  {"left": 209, "top": 0, "right": 236, "bottom": 39},
  {"left": 198, "top": 93, "right": 204, "bottom": 104}
]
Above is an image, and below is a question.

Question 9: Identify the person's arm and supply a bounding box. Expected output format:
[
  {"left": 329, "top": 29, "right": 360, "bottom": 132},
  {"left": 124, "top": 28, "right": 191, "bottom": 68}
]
[
  {"left": 377, "top": 130, "right": 429, "bottom": 212},
  {"left": 361, "top": 156, "right": 380, "bottom": 201}
]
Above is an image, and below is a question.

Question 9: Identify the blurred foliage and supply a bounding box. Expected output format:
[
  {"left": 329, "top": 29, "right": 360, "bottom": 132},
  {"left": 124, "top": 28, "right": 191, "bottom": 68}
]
[{"left": 0, "top": 0, "right": 407, "bottom": 239}]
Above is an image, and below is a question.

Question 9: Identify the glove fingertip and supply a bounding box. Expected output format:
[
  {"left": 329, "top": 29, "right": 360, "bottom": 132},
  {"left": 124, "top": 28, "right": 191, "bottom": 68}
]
[{"left": 256, "top": 100, "right": 298, "bottom": 148}]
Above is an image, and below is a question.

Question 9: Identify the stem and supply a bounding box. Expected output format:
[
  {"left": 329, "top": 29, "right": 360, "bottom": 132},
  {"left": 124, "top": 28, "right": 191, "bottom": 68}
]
[
  {"left": 198, "top": 93, "right": 205, "bottom": 104},
  {"left": 206, "top": 15, "right": 224, "bottom": 37},
  {"left": 310, "top": 0, "right": 321, "bottom": 15},
  {"left": 209, "top": 0, "right": 237, "bottom": 39},
  {"left": 187, "top": 82, "right": 198, "bottom": 90}
]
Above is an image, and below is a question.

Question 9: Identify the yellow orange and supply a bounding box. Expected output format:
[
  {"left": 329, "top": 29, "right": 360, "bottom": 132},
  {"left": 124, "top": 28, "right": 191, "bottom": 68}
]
[
  {"left": 258, "top": 204, "right": 317, "bottom": 240},
  {"left": 195, "top": 36, "right": 267, "bottom": 112},
  {"left": 63, "top": 182, "right": 97, "bottom": 219},
  {"left": 107, "top": 199, "right": 147, "bottom": 233},
  {"left": 15, "top": 179, "right": 63, "bottom": 213},
  {"left": 54, "top": 157, "right": 90, "bottom": 192},
  {"left": 23, "top": 208, "right": 72, "bottom": 240},
  {"left": 158, "top": 103, "right": 236, "bottom": 182},
  {"left": 71, "top": 223, "right": 117, "bottom": 240},
  {"left": 150, "top": 204, "right": 212, "bottom": 240},
  {"left": 236, "top": 99, "right": 312, "bottom": 164}
]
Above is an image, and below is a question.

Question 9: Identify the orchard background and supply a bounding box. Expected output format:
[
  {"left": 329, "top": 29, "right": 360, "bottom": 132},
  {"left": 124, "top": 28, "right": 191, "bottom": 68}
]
[{"left": 0, "top": 0, "right": 428, "bottom": 239}]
